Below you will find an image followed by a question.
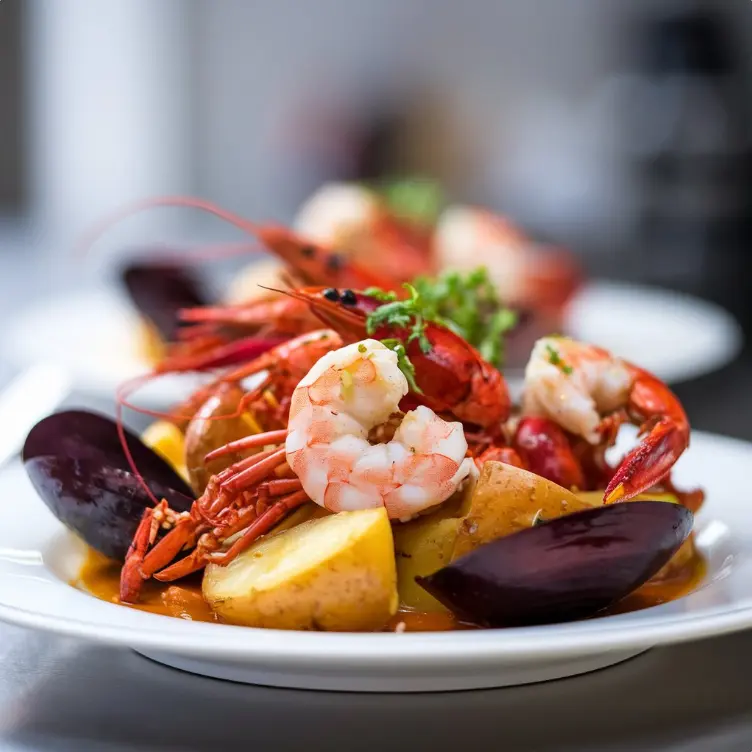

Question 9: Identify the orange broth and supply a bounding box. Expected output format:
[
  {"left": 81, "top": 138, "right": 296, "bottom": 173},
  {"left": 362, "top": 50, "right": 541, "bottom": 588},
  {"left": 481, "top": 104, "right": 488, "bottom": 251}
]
[{"left": 73, "top": 544, "right": 705, "bottom": 632}]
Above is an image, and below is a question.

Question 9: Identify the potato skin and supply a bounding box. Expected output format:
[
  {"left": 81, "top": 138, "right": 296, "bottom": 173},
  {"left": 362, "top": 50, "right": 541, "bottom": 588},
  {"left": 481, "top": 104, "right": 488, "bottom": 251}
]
[
  {"left": 452, "top": 462, "right": 596, "bottom": 559},
  {"left": 203, "top": 508, "right": 397, "bottom": 631},
  {"left": 184, "top": 383, "right": 259, "bottom": 495},
  {"left": 394, "top": 466, "right": 597, "bottom": 608}
]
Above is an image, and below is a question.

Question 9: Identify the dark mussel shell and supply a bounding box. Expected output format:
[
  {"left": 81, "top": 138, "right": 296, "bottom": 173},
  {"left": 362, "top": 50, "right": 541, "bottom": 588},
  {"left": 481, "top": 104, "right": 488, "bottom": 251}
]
[
  {"left": 120, "top": 260, "right": 209, "bottom": 342},
  {"left": 417, "top": 501, "right": 693, "bottom": 628},
  {"left": 24, "top": 410, "right": 194, "bottom": 562}
]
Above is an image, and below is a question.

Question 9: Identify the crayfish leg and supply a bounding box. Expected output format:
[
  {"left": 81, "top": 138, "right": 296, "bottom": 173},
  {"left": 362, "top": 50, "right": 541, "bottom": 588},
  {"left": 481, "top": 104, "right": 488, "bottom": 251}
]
[{"left": 120, "top": 501, "right": 165, "bottom": 603}]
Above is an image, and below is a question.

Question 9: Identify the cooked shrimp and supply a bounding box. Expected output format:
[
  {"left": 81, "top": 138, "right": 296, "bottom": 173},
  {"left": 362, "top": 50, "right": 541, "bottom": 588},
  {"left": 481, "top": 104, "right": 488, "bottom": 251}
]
[
  {"left": 294, "top": 182, "right": 380, "bottom": 252},
  {"left": 434, "top": 206, "right": 580, "bottom": 310},
  {"left": 293, "top": 182, "right": 432, "bottom": 282},
  {"left": 285, "top": 339, "right": 472, "bottom": 521},
  {"left": 522, "top": 337, "right": 632, "bottom": 443},
  {"left": 521, "top": 336, "right": 690, "bottom": 502}
]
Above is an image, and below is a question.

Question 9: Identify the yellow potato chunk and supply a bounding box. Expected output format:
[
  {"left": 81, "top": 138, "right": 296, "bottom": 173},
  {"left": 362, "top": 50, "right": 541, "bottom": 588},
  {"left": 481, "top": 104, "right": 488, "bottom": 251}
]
[
  {"left": 203, "top": 508, "right": 398, "bottom": 631},
  {"left": 394, "top": 513, "right": 461, "bottom": 613},
  {"left": 271, "top": 503, "right": 330, "bottom": 534},
  {"left": 141, "top": 420, "right": 188, "bottom": 483},
  {"left": 136, "top": 320, "right": 166, "bottom": 364},
  {"left": 452, "top": 461, "right": 597, "bottom": 559}
]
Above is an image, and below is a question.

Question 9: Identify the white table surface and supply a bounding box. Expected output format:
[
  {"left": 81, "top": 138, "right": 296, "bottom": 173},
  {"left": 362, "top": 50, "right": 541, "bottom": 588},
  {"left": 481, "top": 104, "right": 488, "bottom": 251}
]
[{"left": 1, "top": 251, "right": 752, "bottom": 751}]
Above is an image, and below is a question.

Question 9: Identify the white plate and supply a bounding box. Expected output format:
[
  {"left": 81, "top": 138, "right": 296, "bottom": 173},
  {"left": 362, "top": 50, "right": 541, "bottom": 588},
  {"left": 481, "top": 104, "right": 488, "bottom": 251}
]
[
  {"left": 566, "top": 281, "right": 743, "bottom": 385},
  {"left": 0, "top": 430, "right": 748, "bottom": 692},
  {"left": 0, "top": 287, "right": 205, "bottom": 408},
  {"left": 1, "top": 282, "right": 743, "bottom": 408}
]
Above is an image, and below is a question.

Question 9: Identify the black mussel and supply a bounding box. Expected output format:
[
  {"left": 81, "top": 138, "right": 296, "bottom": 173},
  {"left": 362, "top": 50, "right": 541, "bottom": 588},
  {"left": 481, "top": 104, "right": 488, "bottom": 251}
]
[
  {"left": 120, "top": 260, "right": 209, "bottom": 342},
  {"left": 417, "top": 501, "right": 693, "bottom": 627},
  {"left": 24, "top": 410, "right": 194, "bottom": 561}
]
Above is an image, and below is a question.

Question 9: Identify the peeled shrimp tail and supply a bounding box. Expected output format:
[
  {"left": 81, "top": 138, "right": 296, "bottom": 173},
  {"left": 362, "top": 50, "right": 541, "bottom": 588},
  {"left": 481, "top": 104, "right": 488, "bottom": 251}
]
[{"left": 286, "top": 340, "right": 471, "bottom": 521}]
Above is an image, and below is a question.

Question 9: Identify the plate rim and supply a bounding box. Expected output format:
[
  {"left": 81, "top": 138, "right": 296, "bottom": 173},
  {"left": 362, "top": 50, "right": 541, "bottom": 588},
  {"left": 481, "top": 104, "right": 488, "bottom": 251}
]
[
  {"left": 566, "top": 279, "right": 744, "bottom": 385},
  {"left": 1, "top": 582, "right": 752, "bottom": 665}
]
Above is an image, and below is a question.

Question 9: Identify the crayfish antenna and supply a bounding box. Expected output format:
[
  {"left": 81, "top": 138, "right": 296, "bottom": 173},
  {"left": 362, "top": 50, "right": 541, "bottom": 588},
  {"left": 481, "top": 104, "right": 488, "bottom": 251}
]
[
  {"left": 115, "top": 375, "right": 167, "bottom": 509},
  {"left": 267, "top": 286, "right": 367, "bottom": 340},
  {"left": 78, "top": 195, "right": 264, "bottom": 259}
]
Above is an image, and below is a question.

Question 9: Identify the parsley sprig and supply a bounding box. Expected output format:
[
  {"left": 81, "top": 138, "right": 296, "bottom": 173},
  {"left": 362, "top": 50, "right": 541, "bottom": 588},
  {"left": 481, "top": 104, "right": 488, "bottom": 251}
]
[
  {"left": 381, "top": 339, "right": 422, "bottom": 393},
  {"left": 364, "top": 284, "right": 433, "bottom": 354},
  {"left": 366, "top": 268, "right": 518, "bottom": 370},
  {"left": 374, "top": 177, "right": 444, "bottom": 228},
  {"left": 413, "top": 268, "right": 518, "bottom": 368},
  {"left": 364, "top": 268, "right": 519, "bottom": 389}
]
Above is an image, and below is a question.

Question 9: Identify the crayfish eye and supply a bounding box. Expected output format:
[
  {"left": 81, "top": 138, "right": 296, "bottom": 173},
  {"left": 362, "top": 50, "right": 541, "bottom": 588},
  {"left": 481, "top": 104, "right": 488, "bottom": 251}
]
[
  {"left": 341, "top": 289, "right": 357, "bottom": 306},
  {"left": 300, "top": 245, "right": 315, "bottom": 258},
  {"left": 323, "top": 288, "right": 340, "bottom": 302}
]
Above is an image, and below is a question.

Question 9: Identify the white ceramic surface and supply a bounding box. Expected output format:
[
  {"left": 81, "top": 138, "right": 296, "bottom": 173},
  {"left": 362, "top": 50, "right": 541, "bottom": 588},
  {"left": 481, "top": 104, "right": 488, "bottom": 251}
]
[
  {"left": 1, "top": 282, "right": 742, "bottom": 408},
  {"left": 566, "top": 281, "right": 743, "bottom": 384},
  {"left": 1, "top": 287, "right": 206, "bottom": 407},
  {"left": 0, "top": 430, "right": 748, "bottom": 692}
]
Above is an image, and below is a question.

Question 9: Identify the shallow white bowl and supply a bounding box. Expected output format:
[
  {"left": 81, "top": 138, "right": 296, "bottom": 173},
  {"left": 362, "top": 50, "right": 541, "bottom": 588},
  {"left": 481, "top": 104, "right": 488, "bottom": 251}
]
[{"left": 0, "top": 430, "right": 748, "bottom": 691}]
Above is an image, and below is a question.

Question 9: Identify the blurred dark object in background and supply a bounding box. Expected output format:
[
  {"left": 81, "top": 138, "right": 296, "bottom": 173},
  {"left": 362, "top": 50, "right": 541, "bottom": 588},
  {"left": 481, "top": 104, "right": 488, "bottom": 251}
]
[
  {"left": 120, "top": 260, "right": 209, "bottom": 343},
  {"left": 0, "top": 0, "right": 26, "bottom": 216},
  {"left": 351, "top": 87, "right": 470, "bottom": 195},
  {"left": 625, "top": 5, "right": 752, "bottom": 335}
]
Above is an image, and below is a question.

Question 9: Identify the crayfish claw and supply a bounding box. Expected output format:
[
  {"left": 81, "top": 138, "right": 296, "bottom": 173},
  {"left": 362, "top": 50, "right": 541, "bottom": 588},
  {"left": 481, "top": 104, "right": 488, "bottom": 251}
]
[{"left": 604, "top": 419, "right": 689, "bottom": 504}]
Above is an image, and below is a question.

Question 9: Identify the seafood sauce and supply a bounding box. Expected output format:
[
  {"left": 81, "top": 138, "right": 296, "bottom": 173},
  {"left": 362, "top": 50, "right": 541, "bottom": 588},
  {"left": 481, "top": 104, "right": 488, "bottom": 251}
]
[{"left": 73, "top": 546, "right": 705, "bottom": 631}]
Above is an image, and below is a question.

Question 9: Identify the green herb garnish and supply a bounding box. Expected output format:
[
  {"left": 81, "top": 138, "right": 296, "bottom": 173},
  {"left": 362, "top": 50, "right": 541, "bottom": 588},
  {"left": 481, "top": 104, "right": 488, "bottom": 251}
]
[
  {"left": 364, "top": 287, "right": 398, "bottom": 303},
  {"left": 375, "top": 177, "right": 444, "bottom": 228},
  {"left": 365, "top": 268, "right": 519, "bottom": 369},
  {"left": 381, "top": 338, "right": 422, "bottom": 393},
  {"left": 545, "top": 344, "right": 573, "bottom": 375},
  {"left": 365, "top": 284, "right": 432, "bottom": 354},
  {"left": 413, "top": 268, "right": 518, "bottom": 368}
]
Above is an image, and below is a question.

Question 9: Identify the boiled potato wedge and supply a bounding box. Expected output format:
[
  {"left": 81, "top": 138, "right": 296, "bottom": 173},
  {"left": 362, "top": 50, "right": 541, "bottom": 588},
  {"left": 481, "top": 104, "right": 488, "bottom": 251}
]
[
  {"left": 393, "top": 488, "right": 472, "bottom": 611},
  {"left": 137, "top": 320, "right": 166, "bottom": 363},
  {"left": 141, "top": 420, "right": 188, "bottom": 483},
  {"left": 394, "top": 514, "right": 460, "bottom": 612},
  {"left": 203, "top": 508, "right": 398, "bottom": 631},
  {"left": 452, "top": 462, "right": 597, "bottom": 559}
]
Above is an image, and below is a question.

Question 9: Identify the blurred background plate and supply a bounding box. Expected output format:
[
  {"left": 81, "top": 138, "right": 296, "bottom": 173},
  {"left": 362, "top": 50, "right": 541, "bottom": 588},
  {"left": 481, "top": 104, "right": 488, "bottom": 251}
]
[
  {"left": 0, "top": 287, "right": 206, "bottom": 409},
  {"left": 1, "top": 280, "right": 742, "bottom": 409},
  {"left": 565, "top": 281, "right": 744, "bottom": 385}
]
